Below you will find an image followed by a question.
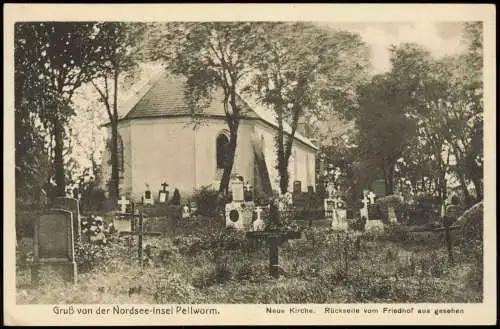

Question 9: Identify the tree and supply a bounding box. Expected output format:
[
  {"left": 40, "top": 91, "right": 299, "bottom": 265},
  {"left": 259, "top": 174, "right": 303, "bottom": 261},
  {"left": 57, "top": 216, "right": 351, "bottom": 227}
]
[
  {"left": 15, "top": 22, "right": 101, "bottom": 197},
  {"left": 89, "top": 22, "right": 144, "bottom": 200},
  {"left": 356, "top": 71, "right": 417, "bottom": 195},
  {"left": 151, "top": 22, "right": 259, "bottom": 194},
  {"left": 249, "top": 23, "right": 370, "bottom": 194}
]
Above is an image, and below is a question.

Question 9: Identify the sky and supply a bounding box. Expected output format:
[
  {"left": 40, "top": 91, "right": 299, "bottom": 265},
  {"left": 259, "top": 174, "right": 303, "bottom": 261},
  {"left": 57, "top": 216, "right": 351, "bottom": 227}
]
[{"left": 320, "top": 21, "right": 466, "bottom": 74}]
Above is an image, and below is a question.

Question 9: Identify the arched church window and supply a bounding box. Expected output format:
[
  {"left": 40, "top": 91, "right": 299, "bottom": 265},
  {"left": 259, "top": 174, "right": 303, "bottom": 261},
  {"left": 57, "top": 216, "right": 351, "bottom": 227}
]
[{"left": 216, "top": 132, "right": 230, "bottom": 169}]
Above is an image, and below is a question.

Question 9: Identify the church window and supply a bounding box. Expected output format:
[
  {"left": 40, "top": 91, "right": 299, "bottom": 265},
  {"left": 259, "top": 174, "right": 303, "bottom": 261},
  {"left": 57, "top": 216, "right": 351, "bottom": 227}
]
[{"left": 216, "top": 132, "right": 230, "bottom": 169}]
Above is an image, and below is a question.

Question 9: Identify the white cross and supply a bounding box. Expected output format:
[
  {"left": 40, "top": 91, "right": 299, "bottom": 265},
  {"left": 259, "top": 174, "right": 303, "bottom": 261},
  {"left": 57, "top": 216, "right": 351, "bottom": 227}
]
[
  {"left": 361, "top": 195, "right": 370, "bottom": 208},
  {"left": 244, "top": 182, "right": 252, "bottom": 191},
  {"left": 367, "top": 191, "right": 376, "bottom": 204},
  {"left": 118, "top": 196, "right": 130, "bottom": 213}
]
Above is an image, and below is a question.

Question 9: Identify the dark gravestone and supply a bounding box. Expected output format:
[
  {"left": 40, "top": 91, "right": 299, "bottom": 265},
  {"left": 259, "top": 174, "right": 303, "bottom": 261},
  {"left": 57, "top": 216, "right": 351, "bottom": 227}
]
[
  {"left": 371, "top": 179, "right": 386, "bottom": 198},
  {"left": 51, "top": 197, "right": 81, "bottom": 242},
  {"left": 307, "top": 186, "right": 314, "bottom": 194},
  {"left": 32, "top": 209, "right": 77, "bottom": 284},
  {"left": 293, "top": 181, "right": 302, "bottom": 194}
]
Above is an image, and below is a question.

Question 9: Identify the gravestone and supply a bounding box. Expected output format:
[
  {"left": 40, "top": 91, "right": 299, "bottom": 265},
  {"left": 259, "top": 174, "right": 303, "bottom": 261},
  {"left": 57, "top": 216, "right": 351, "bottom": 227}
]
[
  {"left": 225, "top": 202, "right": 254, "bottom": 231},
  {"left": 246, "top": 200, "right": 301, "bottom": 278},
  {"left": 293, "top": 181, "right": 302, "bottom": 195},
  {"left": 324, "top": 198, "right": 335, "bottom": 218},
  {"left": 32, "top": 209, "right": 77, "bottom": 284},
  {"left": 118, "top": 196, "right": 130, "bottom": 214},
  {"left": 231, "top": 179, "right": 244, "bottom": 203},
  {"left": 371, "top": 179, "right": 386, "bottom": 198},
  {"left": 360, "top": 194, "right": 370, "bottom": 221},
  {"left": 332, "top": 198, "right": 348, "bottom": 231},
  {"left": 182, "top": 204, "right": 191, "bottom": 220},
  {"left": 307, "top": 186, "right": 314, "bottom": 194},
  {"left": 143, "top": 189, "right": 154, "bottom": 205},
  {"left": 159, "top": 182, "right": 169, "bottom": 203},
  {"left": 253, "top": 206, "right": 265, "bottom": 231},
  {"left": 51, "top": 197, "right": 81, "bottom": 242}
]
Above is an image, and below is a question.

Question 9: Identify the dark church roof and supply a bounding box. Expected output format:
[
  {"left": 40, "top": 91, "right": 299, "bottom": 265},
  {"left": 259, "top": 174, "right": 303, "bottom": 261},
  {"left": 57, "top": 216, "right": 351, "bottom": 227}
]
[
  {"left": 113, "top": 73, "right": 317, "bottom": 150},
  {"left": 124, "top": 74, "right": 258, "bottom": 120}
]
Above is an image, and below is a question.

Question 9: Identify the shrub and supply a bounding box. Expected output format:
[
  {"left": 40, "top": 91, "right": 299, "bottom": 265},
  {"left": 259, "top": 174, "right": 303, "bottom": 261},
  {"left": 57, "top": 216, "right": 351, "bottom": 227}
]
[
  {"left": 382, "top": 224, "right": 410, "bottom": 243},
  {"left": 456, "top": 201, "right": 483, "bottom": 259},
  {"left": 192, "top": 185, "right": 222, "bottom": 216},
  {"left": 171, "top": 188, "right": 181, "bottom": 205}
]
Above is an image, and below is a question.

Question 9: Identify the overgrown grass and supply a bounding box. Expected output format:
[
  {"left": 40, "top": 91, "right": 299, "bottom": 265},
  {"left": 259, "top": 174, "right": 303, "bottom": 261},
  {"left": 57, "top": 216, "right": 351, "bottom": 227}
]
[{"left": 16, "top": 219, "right": 483, "bottom": 304}]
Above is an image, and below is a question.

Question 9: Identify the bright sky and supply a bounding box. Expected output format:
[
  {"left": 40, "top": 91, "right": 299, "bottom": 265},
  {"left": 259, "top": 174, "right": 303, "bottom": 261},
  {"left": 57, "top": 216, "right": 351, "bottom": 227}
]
[{"left": 321, "top": 21, "right": 466, "bottom": 74}]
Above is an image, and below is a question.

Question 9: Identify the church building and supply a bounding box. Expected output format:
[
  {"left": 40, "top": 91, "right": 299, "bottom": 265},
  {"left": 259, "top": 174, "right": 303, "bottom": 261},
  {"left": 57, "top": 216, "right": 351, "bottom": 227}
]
[{"left": 101, "top": 73, "right": 317, "bottom": 201}]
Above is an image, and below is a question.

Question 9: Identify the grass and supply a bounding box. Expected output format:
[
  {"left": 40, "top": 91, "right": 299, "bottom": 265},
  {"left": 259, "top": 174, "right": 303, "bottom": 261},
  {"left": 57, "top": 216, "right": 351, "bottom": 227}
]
[{"left": 16, "top": 218, "right": 483, "bottom": 304}]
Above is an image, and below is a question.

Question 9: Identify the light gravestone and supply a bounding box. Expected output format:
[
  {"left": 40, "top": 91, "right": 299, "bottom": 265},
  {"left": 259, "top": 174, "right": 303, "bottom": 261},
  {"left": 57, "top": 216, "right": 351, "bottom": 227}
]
[
  {"left": 226, "top": 177, "right": 254, "bottom": 230},
  {"left": 143, "top": 189, "right": 154, "bottom": 205},
  {"left": 231, "top": 179, "right": 245, "bottom": 203},
  {"left": 324, "top": 183, "right": 336, "bottom": 218},
  {"left": 51, "top": 197, "right": 81, "bottom": 242},
  {"left": 360, "top": 194, "right": 370, "bottom": 221},
  {"left": 332, "top": 198, "right": 348, "bottom": 231},
  {"left": 114, "top": 197, "right": 133, "bottom": 233},
  {"left": 159, "top": 182, "right": 169, "bottom": 203},
  {"left": 32, "top": 209, "right": 77, "bottom": 284},
  {"left": 253, "top": 206, "right": 265, "bottom": 231},
  {"left": 365, "top": 191, "right": 384, "bottom": 232}
]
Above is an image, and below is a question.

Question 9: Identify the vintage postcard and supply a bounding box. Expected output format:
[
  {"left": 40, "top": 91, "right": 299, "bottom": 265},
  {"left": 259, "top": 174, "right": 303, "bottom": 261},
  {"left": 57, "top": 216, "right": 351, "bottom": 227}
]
[{"left": 4, "top": 3, "right": 496, "bottom": 326}]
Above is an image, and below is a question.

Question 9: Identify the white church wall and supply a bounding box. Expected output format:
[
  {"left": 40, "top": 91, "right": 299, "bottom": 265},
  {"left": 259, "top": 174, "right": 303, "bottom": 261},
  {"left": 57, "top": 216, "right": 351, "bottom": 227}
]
[
  {"left": 193, "top": 119, "right": 254, "bottom": 192},
  {"left": 129, "top": 117, "right": 196, "bottom": 201}
]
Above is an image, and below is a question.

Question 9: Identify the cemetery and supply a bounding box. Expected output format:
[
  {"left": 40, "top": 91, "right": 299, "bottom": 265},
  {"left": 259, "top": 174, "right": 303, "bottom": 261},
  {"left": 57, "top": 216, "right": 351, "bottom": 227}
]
[{"left": 15, "top": 21, "right": 485, "bottom": 305}]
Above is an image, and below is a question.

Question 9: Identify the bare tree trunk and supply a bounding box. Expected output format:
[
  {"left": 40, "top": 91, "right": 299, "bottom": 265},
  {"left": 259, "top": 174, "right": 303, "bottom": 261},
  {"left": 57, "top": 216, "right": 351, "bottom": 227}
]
[
  {"left": 53, "top": 114, "right": 65, "bottom": 197},
  {"left": 219, "top": 125, "right": 238, "bottom": 195}
]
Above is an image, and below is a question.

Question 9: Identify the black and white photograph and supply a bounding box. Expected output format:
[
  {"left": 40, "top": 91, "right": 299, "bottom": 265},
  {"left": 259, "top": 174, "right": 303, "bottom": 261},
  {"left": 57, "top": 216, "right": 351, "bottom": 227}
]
[{"left": 4, "top": 3, "right": 496, "bottom": 326}]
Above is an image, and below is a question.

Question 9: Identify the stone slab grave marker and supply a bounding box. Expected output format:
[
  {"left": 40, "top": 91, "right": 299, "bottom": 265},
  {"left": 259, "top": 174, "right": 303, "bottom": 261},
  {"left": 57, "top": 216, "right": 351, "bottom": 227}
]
[
  {"left": 324, "top": 198, "right": 335, "bottom": 218},
  {"left": 231, "top": 177, "right": 245, "bottom": 203},
  {"left": 159, "top": 182, "right": 169, "bottom": 203},
  {"left": 119, "top": 207, "right": 162, "bottom": 267},
  {"left": 143, "top": 183, "right": 154, "bottom": 205},
  {"left": 253, "top": 206, "right": 265, "bottom": 231},
  {"left": 246, "top": 200, "right": 301, "bottom": 278},
  {"left": 51, "top": 197, "right": 81, "bottom": 242},
  {"left": 293, "top": 180, "right": 302, "bottom": 195},
  {"left": 114, "top": 198, "right": 136, "bottom": 233},
  {"left": 31, "top": 209, "right": 77, "bottom": 284},
  {"left": 332, "top": 198, "right": 348, "bottom": 231},
  {"left": 365, "top": 191, "right": 385, "bottom": 232}
]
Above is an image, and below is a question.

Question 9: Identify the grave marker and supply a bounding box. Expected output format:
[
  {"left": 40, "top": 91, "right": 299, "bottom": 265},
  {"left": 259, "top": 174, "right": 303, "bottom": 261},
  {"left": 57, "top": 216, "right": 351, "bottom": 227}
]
[
  {"left": 51, "top": 197, "right": 81, "bottom": 242},
  {"left": 118, "top": 196, "right": 130, "bottom": 214},
  {"left": 246, "top": 200, "right": 301, "bottom": 278},
  {"left": 119, "top": 208, "right": 162, "bottom": 267},
  {"left": 32, "top": 209, "right": 77, "bottom": 284},
  {"left": 293, "top": 181, "right": 302, "bottom": 194},
  {"left": 231, "top": 179, "right": 244, "bottom": 202},
  {"left": 159, "top": 182, "right": 169, "bottom": 203}
]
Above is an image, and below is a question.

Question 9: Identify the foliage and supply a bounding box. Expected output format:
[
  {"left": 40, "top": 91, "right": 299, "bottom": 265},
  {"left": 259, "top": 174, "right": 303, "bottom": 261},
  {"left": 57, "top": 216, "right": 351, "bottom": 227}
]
[
  {"left": 171, "top": 188, "right": 181, "bottom": 205},
  {"left": 247, "top": 23, "right": 370, "bottom": 193},
  {"left": 456, "top": 201, "right": 483, "bottom": 260},
  {"left": 192, "top": 185, "right": 222, "bottom": 216}
]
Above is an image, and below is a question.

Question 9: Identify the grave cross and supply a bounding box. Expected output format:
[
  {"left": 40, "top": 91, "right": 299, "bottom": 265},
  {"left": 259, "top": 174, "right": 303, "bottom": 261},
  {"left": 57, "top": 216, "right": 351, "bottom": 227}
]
[
  {"left": 367, "top": 191, "right": 377, "bottom": 204},
  {"left": 118, "top": 205, "right": 162, "bottom": 267},
  {"left": 118, "top": 196, "right": 130, "bottom": 214},
  {"left": 246, "top": 201, "right": 301, "bottom": 278},
  {"left": 161, "top": 182, "right": 168, "bottom": 191}
]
